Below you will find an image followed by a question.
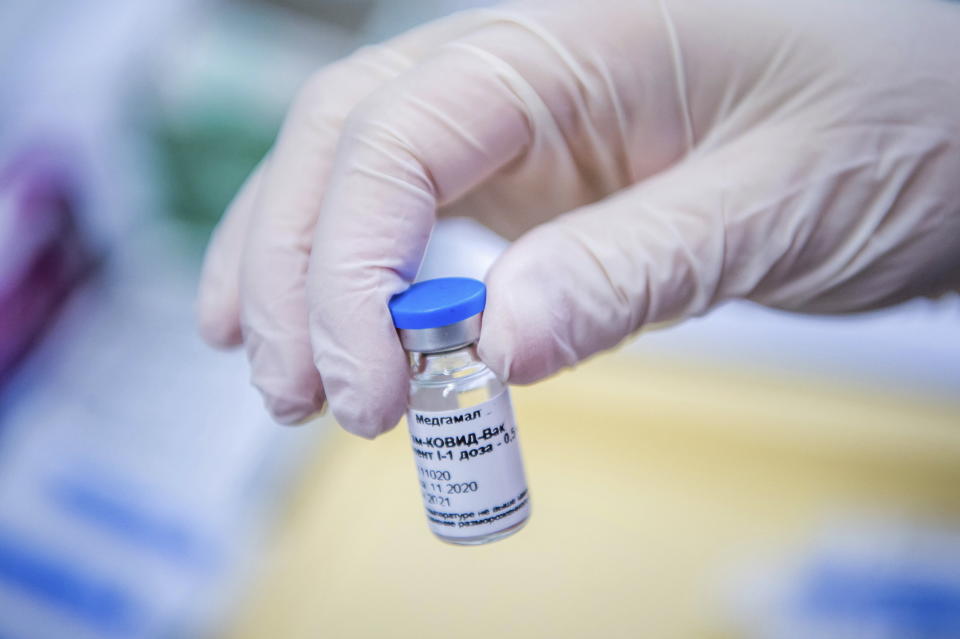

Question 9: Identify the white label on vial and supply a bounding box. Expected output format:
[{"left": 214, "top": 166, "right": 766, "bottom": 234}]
[{"left": 407, "top": 391, "right": 529, "bottom": 539}]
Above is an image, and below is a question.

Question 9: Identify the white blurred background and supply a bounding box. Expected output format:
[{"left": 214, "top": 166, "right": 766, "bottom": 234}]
[{"left": 1, "top": 2, "right": 958, "bottom": 638}]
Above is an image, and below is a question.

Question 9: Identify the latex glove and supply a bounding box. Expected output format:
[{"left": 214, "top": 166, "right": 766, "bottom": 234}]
[{"left": 197, "top": 0, "right": 960, "bottom": 437}]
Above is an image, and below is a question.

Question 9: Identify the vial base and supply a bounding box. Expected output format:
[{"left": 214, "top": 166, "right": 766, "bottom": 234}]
[{"left": 433, "top": 511, "right": 531, "bottom": 546}]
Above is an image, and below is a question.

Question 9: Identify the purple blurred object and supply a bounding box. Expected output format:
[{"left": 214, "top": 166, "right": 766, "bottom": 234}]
[{"left": 0, "top": 148, "right": 91, "bottom": 387}]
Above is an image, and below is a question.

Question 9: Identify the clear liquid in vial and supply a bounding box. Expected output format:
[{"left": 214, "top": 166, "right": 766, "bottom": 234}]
[{"left": 407, "top": 345, "right": 530, "bottom": 544}]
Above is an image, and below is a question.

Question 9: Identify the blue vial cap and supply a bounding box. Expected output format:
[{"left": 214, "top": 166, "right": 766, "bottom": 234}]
[{"left": 388, "top": 277, "right": 486, "bottom": 330}]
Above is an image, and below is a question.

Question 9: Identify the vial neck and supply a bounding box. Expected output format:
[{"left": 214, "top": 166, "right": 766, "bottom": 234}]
[
  {"left": 410, "top": 343, "right": 484, "bottom": 378},
  {"left": 398, "top": 314, "right": 482, "bottom": 353}
]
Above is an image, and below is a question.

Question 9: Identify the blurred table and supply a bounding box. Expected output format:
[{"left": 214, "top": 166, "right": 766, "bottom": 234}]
[{"left": 222, "top": 351, "right": 960, "bottom": 639}]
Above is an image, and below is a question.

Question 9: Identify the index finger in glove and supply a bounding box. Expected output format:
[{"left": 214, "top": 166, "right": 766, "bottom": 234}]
[
  {"left": 306, "top": 25, "right": 558, "bottom": 437},
  {"left": 225, "top": 12, "right": 490, "bottom": 424}
]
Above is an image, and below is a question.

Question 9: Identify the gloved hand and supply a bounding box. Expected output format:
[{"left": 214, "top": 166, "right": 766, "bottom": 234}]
[{"left": 197, "top": 0, "right": 960, "bottom": 437}]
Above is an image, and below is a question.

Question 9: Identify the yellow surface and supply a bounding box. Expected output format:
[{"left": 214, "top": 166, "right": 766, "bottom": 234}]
[{"left": 224, "top": 354, "right": 960, "bottom": 639}]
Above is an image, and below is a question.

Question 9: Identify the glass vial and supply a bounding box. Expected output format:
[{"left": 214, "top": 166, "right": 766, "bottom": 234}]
[{"left": 389, "top": 277, "right": 531, "bottom": 545}]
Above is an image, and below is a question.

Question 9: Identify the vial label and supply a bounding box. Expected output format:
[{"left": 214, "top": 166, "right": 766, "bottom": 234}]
[{"left": 407, "top": 391, "right": 529, "bottom": 540}]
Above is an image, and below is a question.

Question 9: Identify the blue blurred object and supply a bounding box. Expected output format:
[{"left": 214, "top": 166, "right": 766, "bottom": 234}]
[
  {"left": 49, "top": 474, "right": 216, "bottom": 570},
  {"left": 802, "top": 560, "right": 960, "bottom": 637},
  {"left": 0, "top": 530, "right": 141, "bottom": 636},
  {"left": 0, "top": 214, "right": 323, "bottom": 639},
  {"left": 731, "top": 519, "right": 960, "bottom": 639}
]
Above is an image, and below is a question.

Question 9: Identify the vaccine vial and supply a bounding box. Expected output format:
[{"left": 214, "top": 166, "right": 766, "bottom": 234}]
[{"left": 389, "top": 277, "right": 531, "bottom": 545}]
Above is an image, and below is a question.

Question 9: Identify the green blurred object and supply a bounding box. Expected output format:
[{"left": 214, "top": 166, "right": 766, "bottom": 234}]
[
  {"left": 155, "top": 109, "right": 274, "bottom": 232},
  {"left": 148, "top": 1, "right": 359, "bottom": 234}
]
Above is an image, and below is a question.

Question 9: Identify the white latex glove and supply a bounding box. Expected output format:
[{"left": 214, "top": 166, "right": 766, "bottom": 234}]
[{"left": 197, "top": 0, "right": 960, "bottom": 437}]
